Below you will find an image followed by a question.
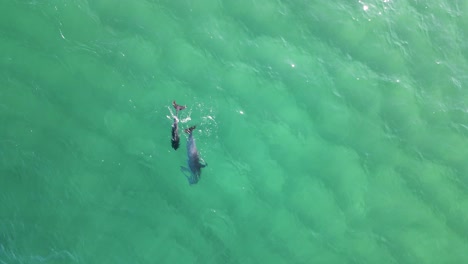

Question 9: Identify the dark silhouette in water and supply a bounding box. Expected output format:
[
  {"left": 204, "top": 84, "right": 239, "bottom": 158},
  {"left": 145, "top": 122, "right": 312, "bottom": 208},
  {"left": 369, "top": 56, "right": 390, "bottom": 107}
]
[
  {"left": 171, "top": 101, "right": 186, "bottom": 150},
  {"left": 181, "top": 125, "right": 207, "bottom": 184}
]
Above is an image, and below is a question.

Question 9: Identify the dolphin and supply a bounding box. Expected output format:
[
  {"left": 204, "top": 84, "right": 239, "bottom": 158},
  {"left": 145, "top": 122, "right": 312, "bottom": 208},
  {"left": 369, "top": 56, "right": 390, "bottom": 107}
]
[
  {"left": 171, "top": 100, "right": 186, "bottom": 150},
  {"left": 181, "top": 125, "right": 207, "bottom": 184}
]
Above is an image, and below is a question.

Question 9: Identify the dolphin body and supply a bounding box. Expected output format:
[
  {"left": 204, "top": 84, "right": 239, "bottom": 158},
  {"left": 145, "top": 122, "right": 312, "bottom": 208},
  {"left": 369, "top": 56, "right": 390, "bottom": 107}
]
[
  {"left": 181, "top": 126, "right": 207, "bottom": 184},
  {"left": 171, "top": 101, "right": 186, "bottom": 150}
]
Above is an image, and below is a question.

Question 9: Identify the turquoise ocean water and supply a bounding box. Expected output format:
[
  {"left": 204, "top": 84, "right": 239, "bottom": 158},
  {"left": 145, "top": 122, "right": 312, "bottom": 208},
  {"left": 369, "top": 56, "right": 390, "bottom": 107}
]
[{"left": 1, "top": 0, "right": 468, "bottom": 263}]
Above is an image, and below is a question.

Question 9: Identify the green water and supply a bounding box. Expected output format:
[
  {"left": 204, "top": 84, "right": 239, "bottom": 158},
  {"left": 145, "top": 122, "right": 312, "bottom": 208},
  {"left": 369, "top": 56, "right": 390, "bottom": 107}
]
[{"left": 1, "top": 0, "right": 467, "bottom": 263}]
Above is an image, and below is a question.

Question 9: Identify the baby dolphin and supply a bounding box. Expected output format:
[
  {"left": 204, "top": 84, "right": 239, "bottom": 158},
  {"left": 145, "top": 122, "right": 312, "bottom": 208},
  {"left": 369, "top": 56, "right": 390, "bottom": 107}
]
[
  {"left": 171, "top": 100, "right": 186, "bottom": 150},
  {"left": 181, "top": 126, "right": 207, "bottom": 184}
]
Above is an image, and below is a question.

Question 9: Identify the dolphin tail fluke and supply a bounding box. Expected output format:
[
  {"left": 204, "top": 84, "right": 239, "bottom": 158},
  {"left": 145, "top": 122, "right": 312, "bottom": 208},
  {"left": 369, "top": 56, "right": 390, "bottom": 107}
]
[
  {"left": 184, "top": 126, "right": 196, "bottom": 134},
  {"left": 180, "top": 166, "right": 195, "bottom": 185},
  {"left": 172, "top": 100, "right": 186, "bottom": 111}
]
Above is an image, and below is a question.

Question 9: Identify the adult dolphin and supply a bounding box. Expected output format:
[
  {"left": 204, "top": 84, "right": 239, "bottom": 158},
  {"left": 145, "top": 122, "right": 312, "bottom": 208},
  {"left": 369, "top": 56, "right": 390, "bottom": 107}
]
[
  {"left": 171, "top": 100, "right": 186, "bottom": 150},
  {"left": 181, "top": 125, "right": 207, "bottom": 184}
]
